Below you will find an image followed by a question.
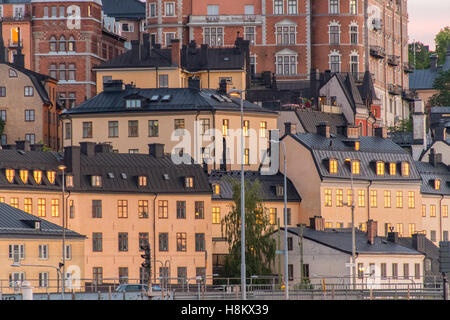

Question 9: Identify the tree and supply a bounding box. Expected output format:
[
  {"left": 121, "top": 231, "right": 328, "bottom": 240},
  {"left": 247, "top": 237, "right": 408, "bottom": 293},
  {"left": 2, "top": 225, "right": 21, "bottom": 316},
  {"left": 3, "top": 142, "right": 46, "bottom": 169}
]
[
  {"left": 0, "top": 118, "right": 5, "bottom": 138},
  {"left": 429, "top": 69, "right": 450, "bottom": 106},
  {"left": 221, "top": 178, "right": 276, "bottom": 280},
  {"left": 435, "top": 27, "right": 450, "bottom": 65},
  {"left": 387, "top": 117, "right": 413, "bottom": 133},
  {"left": 408, "top": 41, "right": 431, "bottom": 70}
]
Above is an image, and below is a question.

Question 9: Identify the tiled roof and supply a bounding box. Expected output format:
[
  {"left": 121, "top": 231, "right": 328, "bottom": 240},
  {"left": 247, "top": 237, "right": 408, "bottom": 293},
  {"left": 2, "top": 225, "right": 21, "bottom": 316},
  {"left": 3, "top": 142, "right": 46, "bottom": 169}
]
[
  {"left": 415, "top": 161, "right": 450, "bottom": 196},
  {"left": 295, "top": 109, "right": 347, "bottom": 136},
  {"left": 63, "top": 87, "right": 277, "bottom": 116},
  {"left": 102, "top": 0, "right": 146, "bottom": 20},
  {"left": 208, "top": 170, "right": 301, "bottom": 202},
  {"left": 290, "top": 133, "right": 421, "bottom": 181},
  {"left": 0, "top": 202, "right": 84, "bottom": 239},
  {"left": 286, "top": 227, "right": 423, "bottom": 255}
]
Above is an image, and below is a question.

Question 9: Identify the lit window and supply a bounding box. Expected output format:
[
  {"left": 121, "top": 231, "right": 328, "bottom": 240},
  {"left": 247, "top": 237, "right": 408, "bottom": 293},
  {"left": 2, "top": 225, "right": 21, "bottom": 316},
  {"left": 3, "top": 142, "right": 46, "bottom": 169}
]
[
  {"left": 336, "top": 189, "right": 343, "bottom": 207},
  {"left": 222, "top": 119, "right": 229, "bottom": 136},
  {"left": 408, "top": 191, "right": 415, "bottom": 209},
  {"left": 347, "top": 189, "right": 353, "bottom": 206},
  {"left": 430, "top": 205, "right": 436, "bottom": 217},
  {"left": 185, "top": 177, "right": 194, "bottom": 188},
  {"left": 354, "top": 141, "right": 360, "bottom": 151},
  {"left": 24, "top": 198, "right": 32, "bottom": 214},
  {"left": 408, "top": 224, "right": 416, "bottom": 237},
  {"left": 260, "top": 121, "right": 267, "bottom": 138},
  {"left": 401, "top": 162, "right": 410, "bottom": 176},
  {"left": 10, "top": 197, "right": 19, "bottom": 208},
  {"left": 34, "top": 170, "right": 42, "bottom": 184},
  {"left": 358, "top": 190, "right": 365, "bottom": 207},
  {"left": 329, "top": 159, "right": 338, "bottom": 174},
  {"left": 47, "top": 171, "right": 56, "bottom": 184},
  {"left": 91, "top": 175, "right": 102, "bottom": 187},
  {"left": 324, "top": 189, "right": 332, "bottom": 207},
  {"left": 66, "top": 175, "right": 74, "bottom": 188},
  {"left": 352, "top": 160, "right": 360, "bottom": 175},
  {"left": 389, "top": 163, "right": 396, "bottom": 175},
  {"left": 51, "top": 199, "right": 59, "bottom": 217},
  {"left": 38, "top": 199, "right": 46, "bottom": 217},
  {"left": 19, "top": 170, "right": 28, "bottom": 184},
  {"left": 376, "top": 161, "right": 385, "bottom": 175},
  {"left": 435, "top": 179, "right": 441, "bottom": 190},
  {"left": 443, "top": 205, "right": 448, "bottom": 218},
  {"left": 212, "top": 207, "right": 220, "bottom": 224},
  {"left": 213, "top": 184, "right": 220, "bottom": 195},
  {"left": 138, "top": 176, "right": 147, "bottom": 187},
  {"left": 396, "top": 191, "right": 403, "bottom": 208},
  {"left": 243, "top": 120, "right": 249, "bottom": 137},
  {"left": 6, "top": 169, "right": 15, "bottom": 183},
  {"left": 269, "top": 208, "right": 277, "bottom": 225},
  {"left": 370, "top": 190, "right": 377, "bottom": 208},
  {"left": 384, "top": 191, "right": 391, "bottom": 208},
  {"left": 422, "top": 204, "right": 426, "bottom": 217},
  {"left": 397, "top": 223, "right": 403, "bottom": 237},
  {"left": 244, "top": 148, "right": 250, "bottom": 165},
  {"left": 118, "top": 200, "right": 128, "bottom": 218}
]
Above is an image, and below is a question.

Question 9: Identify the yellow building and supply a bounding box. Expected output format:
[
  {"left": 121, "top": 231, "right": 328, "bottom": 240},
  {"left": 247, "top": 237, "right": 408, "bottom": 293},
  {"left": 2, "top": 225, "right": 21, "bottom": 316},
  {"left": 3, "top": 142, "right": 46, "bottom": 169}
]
[
  {"left": 0, "top": 202, "right": 85, "bottom": 294},
  {"left": 94, "top": 35, "right": 249, "bottom": 95}
]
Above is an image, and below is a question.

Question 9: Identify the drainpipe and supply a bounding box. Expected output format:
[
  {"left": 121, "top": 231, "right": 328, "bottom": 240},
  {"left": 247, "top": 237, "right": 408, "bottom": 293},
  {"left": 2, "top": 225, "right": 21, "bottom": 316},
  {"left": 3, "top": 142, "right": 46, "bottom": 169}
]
[
  {"left": 195, "top": 110, "right": 200, "bottom": 165},
  {"left": 440, "top": 195, "right": 444, "bottom": 242},
  {"left": 156, "top": 67, "right": 159, "bottom": 88},
  {"left": 152, "top": 193, "right": 158, "bottom": 283},
  {"left": 367, "top": 180, "right": 373, "bottom": 221},
  {"left": 212, "top": 110, "right": 216, "bottom": 170}
]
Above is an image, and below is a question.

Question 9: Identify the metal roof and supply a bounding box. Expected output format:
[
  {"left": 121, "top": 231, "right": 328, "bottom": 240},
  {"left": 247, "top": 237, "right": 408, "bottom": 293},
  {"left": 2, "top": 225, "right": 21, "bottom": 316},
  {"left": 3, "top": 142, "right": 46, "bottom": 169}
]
[
  {"left": 102, "top": 0, "right": 146, "bottom": 20},
  {"left": 415, "top": 161, "right": 450, "bottom": 196}
]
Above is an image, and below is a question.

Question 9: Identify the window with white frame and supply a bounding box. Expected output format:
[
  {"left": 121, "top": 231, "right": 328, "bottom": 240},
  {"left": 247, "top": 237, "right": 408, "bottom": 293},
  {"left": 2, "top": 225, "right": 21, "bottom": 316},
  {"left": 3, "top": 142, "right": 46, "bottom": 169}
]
[
  {"left": 329, "top": 52, "right": 341, "bottom": 72},
  {"left": 350, "top": 53, "right": 359, "bottom": 73},
  {"left": 165, "top": 2, "right": 175, "bottom": 17},
  {"left": 204, "top": 27, "right": 223, "bottom": 47},
  {"left": 350, "top": 0, "right": 357, "bottom": 14},
  {"left": 274, "top": 0, "right": 283, "bottom": 15},
  {"left": 329, "top": 0, "right": 339, "bottom": 14},
  {"left": 165, "top": 32, "right": 175, "bottom": 47},
  {"left": 9, "top": 272, "right": 25, "bottom": 288},
  {"left": 9, "top": 244, "right": 25, "bottom": 262},
  {"left": 149, "top": 2, "right": 156, "bottom": 17},
  {"left": 276, "top": 54, "right": 297, "bottom": 75},
  {"left": 244, "top": 26, "right": 255, "bottom": 45},
  {"left": 39, "top": 272, "right": 49, "bottom": 288},
  {"left": 0, "top": 5, "right": 3, "bottom": 18},
  {"left": 287, "top": 0, "right": 298, "bottom": 14},
  {"left": 207, "top": 5, "right": 219, "bottom": 16},
  {"left": 350, "top": 24, "right": 358, "bottom": 45},
  {"left": 329, "top": 23, "right": 340, "bottom": 45},
  {"left": 244, "top": 5, "right": 254, "bottom": 15},
  {"left": 39, "top": 244, "right": 49, "bottom": 260},
  {"left": 276, "top": 24, "right": 297, "bottom": 45}
]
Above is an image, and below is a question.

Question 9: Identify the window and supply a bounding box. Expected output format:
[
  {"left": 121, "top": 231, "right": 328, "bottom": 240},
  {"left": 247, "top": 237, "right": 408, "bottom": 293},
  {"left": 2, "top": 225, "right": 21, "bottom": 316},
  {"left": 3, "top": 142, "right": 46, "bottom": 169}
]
[
  {"left": 177, "top": 232, "right": 187, "bottom": 252},
  {"left": 126, "top": 99, "right": 141, "bottom": 108},
  {"left": 274, "top": 0, "right": 283, "bottom": 14},
  {"left": 139, "top": 233, "right": 149, "bottom": 251},
  {"left": 37, "top": 199, "right": 46, "bottom": 217},
  {"left": 64, "top": 244, "right": 72, "bottom": 260},
  {"left": 93, "top": 267, "right": 103, "bottom": 285},
  {"left": 195, "top": 201, "right": 204, "bottom": 219},
  {"left": 329, "top": 159, "right": 338, "bottom": 174},
  {"left": 204, "top": 27, "right": 223, "bottom": 47},
  {"left": 390, "top": 163, "right": 397, "bottom": 175},
  {"left": 212, "top": 207, "right": 220, "bottom": 224},
  {"left": 51, "top": 199, "right": 59, "bottom": 217},
  {"left": 24, "top": 86, "right": 34, "bottom": 97},
  {"left": 350, "top": 25, "right": 358, "bottom": 45},
  {"left": 352, "top": 160, "right": 360, "bottom": 175},
  {"left": 336, "top": 189, "right": 343, "bottom": 207},
  {"left": 324, "top": 189, "right": 332, "bottom": 207},
  {"left": 47, "top": 171, "right": 56, "bottom": 184},
  {"left": 67, "top": 63, "right": 76, "bottom": 81},
  {"left": 357, "top": 263, "right": 364, "bottom": 279},
  {"left": 24, "top": 110, "right": 35, "bottom": 122},
  {"left": 397, "top": 223, "right": 404, "bottom": 237},
  {"left": 10, "top": 197, "right": 19, "bottom": 208},
  {"left": 383, "top": 191, "right": 391, "bottom": 208},
  {"left": 430, "top": 205, "right": 436, "bottom": 217},
  {"left": 0, "top": 87, "right": 6, "bottom": 97},
  {"left": 159, "top": 74, "right": 169, "bottom": 88},
  {"left": 200, "top": 119, "right": 210, "bottom": 136},
  {"left": 443, "top": 205, "right": 448, "bottom": 218},
  {"left": 329, "top": 0, "right": 339, "bottom": 14},
  {"left": 276, "top": 25, "right": 296, "bottom": 45},
  {"left": 20, "top": 170, "right": 28, "bottom": 184},
  {"left": 23, "top": 198, "right": 32, "bottom": 214},
  {"left": 128, "top": 120, "right": 139, "bottom": 137},
  {"left": 244, "top": 26, "right": 255, "bottom": 45},
  {"left": 213, "top": 184, "right": 220, "bottom": 195},
  {"left": 408, "top": 223, "right": 416, "bottom": 237},
  {"left": 408, "top": 191, "right": 415, "bottom": 208},
  {"left": 69, "top": 200, "right": 75, "bottom": 218},
  {"left": 148, "top": 120, "right": 159, "bottom": 137},
  {"left": 174, "top": 119, "right": 185, "bottom": 136},
  {"left": 222, "top": 119, "right": 229, "bottom": 136},
  {"left": 270, "top": 208, "right": 277, "bottom": 225},
  {"left": 403, "top": 264, "right": 409, "bottom": 279},
  {"left": 25, "top": 134, "right": 35, "bottom": 145},
  {"left": 92, "top": 233, "right": 102, "bottom": 252},
  {"left": 392, "top": 263, "right": 398, "bottom": 279},
  {"left": 5, "top": 169, "right": 14, "bottom": 183},
  {"left": 118, "top": 200, "right": 128, "bottom": 218},
  {"left": 149, "top": 3, "right": 156, "bottom": 17},
  {"left": 422, "top": 204, "right": 426, "bottom": 217},
  {"left": 59, "top": 36, "right": 67, "bottom": 53},
  {"left": 185, "top": 177, "right": 194, "bottom": 188},
  {"left": 108, "top": 121, "right": 118, "bottom": 138},
  {"left": 91, "top": 175, "right": 102, "bottom": 187},
  {"left": 401, "top": 162, "right": 410, "bottom": 176},
  {"left": 243, "top": 120, "right": 249, "bottom": 136},
  {"left": 9, "top": 244, "right": 25, "bottom": 262},
  {"left": 350, "top": 0, "right": 357, "bottom": 14},
  {"left": 118, "top": 232, "right": 128, "bottom": 252},
  {"left": 370, "top": 190, "right": 377, "bottom": 208},
  {"left": 92, "top": 200, "right": 102, "bottom": 218},
  {"left": 68, "top": 36, "right": 75, "bottom": 52},
  {"left": 195, "top": 233, "right": 205, "bottom": 252},
  {"left": 176, "top": 201, "right": 186, "bottom": 219},
  {"left": 119, "top": 267, "right": 128, "bottom": 284},
  {"left": 244, "top": 148, "right": 250, "bottom": 165},
  {"left": 329, "top": 53, "right": 341, "bottom": 72},
  {"left": 260, "top": 121, "right": 267, "bottom": 138},
  {"left": 286, "top": 208, "right": 292, "bottom": 225},
  {"left": 431, "top": 230, "right": 436, "bottom": 242},
  {"left": 350, "top": 54, "right": 359, "bottom": 73},
  {"left": 381, "top": 263, "right": 387, "bottom": 279},
  {"left": 38, "top": 244, "right": 48, "bottom": 260},
  {"left": 159, "top": 233, "right": 169, "bottom": 251},
  {"left": 39, "top": 272, "right": 49, "bottom": 288},
  {"left": 82, "top": 122, "right": 92, "bottom": 138},
  {"left": 358, "top": 190, "right": 365, "bottom": 207},
  {"left": 165, "top": 2, "right": 175, "bottom": 16},
  {"left": 415, "top": 264, "right": 421, "bottom": 280},
  {"left": 287, "top": 0, "right": 298, "bottom": 14},
  {"left": 158, "top": 200, "right": 168, "bottom": 219},
  {"left": 138, "top": 200, "right": 148, "bottom": 218},
  {"left": 396, "top": 191, "right": 403, "bottom": 208},
  {"left": 329, "top": 24, "right": 340, "bottom": 45},
  {"left": 435, "top": 179, "right": 441, "bottom": 190},
  {"left": 376, "top": 162, "right": 385, "bottom": 176}
]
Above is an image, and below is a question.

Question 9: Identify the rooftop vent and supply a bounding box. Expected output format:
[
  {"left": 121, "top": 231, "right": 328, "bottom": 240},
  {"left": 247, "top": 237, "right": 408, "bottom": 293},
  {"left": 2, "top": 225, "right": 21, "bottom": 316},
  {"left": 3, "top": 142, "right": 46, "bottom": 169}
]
[
  {"left": 121, "top": 173, "right": 127, "bottom": 179},
  {"left": 107, "top": 172, "right": 115, "bottom": 179},
  {"left": 163, "top": 173, "right": 169, "bottom": 180}
]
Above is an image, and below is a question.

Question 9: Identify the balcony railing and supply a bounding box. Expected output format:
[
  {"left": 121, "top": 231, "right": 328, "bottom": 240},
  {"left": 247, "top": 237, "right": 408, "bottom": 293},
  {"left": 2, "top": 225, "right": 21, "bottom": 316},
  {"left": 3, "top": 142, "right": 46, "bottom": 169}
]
[
  {"left": 387, "top": 55, "right": 400, "bottom": 66},
  {"left": 0, "top": 14, "right": 31, "bottom": 22},
  {"left": 403, "top": 62, "right": 415, "bottom": 73},
  {"left": 8, "top": 40, "right": 23, "bottom": 48},
  {"left": 388, "top": 84, "right": 402, "bottom": 96},
  {"left": 402, "top": 89, "right": 417, "bottom": 101},
  {"left": 189, "top": 14, "right": 263, "bottom": 26},
  {"left": 370, "top": 46, "right": 386, "bottom": 59}
]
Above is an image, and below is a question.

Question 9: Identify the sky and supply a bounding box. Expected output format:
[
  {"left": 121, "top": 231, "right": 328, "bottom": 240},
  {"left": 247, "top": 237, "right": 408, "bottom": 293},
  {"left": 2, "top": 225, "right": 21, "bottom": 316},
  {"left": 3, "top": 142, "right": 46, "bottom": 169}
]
[{"left": 408, "top": 0, "right": 450, "bottom": 50}]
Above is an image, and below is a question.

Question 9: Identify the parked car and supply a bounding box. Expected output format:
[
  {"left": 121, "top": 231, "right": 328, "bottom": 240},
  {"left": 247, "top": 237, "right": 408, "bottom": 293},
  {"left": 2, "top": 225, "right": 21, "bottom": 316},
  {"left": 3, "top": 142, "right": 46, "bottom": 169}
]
[{"left": 115, "top": 284, "right": 161, "bottom": 292}]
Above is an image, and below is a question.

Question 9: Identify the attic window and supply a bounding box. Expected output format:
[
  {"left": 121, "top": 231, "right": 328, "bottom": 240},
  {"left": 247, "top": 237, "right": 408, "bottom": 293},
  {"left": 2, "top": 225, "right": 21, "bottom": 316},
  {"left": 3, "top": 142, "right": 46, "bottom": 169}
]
[
  {"left": 376, "top": 161, "right": 385, "bottom": 176},
  {"left": 139, "top": 176, "right": 147, "bottom": 187},
  {"left": 150, "top": 95, "right": 160, "bottom": 102},
  {"left": 107, "top": 173, "right": 115, "bottom": 179},
  {"left": 185, "top": 177, "right": 194, "bottom": 188},
  {"left": 435, "top": 179, "right": 441, "bottom": 190},
  {"left": 276, "top": 185, "right": 284, "bottom": 197},
  {"left": 126, "top": 99, "right": 142, "bottom": 108},
  {"left": 401, "top": 162, "right": 410, "bottom": 177},
  {"left": 47, "top": 171, "right": 56, "bottom": 184},
  {"left": 161, "top": 95, "right": 172, "bottom": 102},
  {"left": 91, "top": 175, "right": 102, "bottom": 187},
  {"left": 20, "top": 170, "right": 29, "bottom": 184},
  {"left": 163, "top": 174, "right": 169, "bottom": 180},
  {"left": 121, "top": 173, "right": 127, "bottom": 179},
  {"left": 34, "top": 221, "right": 41, "bottom": 230},
  {"left": 66, "top": 175, "right": 74, "bottom": 188},
  {"left": 5, "top": 169, "right": 15, "bottom": 183},
  {"left": 329, "top": 159, "right": 338, "bottom": 174},
  {"left": 354, "top": 141, "right": 360, "bottom": 151},
  {"left": 213, "top": 184, "right": 220, "bottom": 194},
  {"left": 34, "top": 170, "right": 42, "bottom": 184},
  {"left": 351, "top": 160, "right": 360, "bottom": 175},
  {"left": 389, "top": 163, "right": 397, "bottom": 176}
]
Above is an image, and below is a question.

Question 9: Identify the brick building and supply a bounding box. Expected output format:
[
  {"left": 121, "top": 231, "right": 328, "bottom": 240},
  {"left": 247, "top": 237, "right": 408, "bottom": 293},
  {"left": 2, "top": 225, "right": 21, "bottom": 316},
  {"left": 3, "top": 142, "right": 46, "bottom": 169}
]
[{"left": 145, "top": 0, "right": 412, "bottom": 127}]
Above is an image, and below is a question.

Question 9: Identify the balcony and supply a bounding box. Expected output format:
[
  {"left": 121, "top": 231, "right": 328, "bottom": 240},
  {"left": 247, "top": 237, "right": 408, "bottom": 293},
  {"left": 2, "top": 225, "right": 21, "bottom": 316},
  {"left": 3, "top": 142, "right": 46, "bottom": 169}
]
[
  {"left": 8, "top": 40, "right": 23, "bottom": 48},
  {"left": 370, "top": 46, "right": 386, "bottom": 59},
  {"left": 189, "top": 14, "right": 263, "bottom": 26},
  {"left": 403, "top": 62, "right": 415, "bottom": 73},
  {"left": 388, "top": 84, "right": 402, "bottom": 96},
  {"left": 402, "top": 89, "right": 417, "bottom": 101},
  {"left": 387, "top": 55, "right": 400, "bottom": 66},
  {"left": 1, "top": 14, "right": 31, "bottom": 22}
]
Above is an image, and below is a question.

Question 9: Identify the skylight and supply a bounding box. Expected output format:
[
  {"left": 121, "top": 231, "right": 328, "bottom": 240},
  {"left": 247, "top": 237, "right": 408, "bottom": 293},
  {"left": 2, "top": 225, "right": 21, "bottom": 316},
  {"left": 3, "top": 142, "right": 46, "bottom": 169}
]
[
  {"left": 161, "top": 95, "right": 171, "bottom": 102},
  {"left": 151, "top": 95, "right": 160, "bottom": 102}
]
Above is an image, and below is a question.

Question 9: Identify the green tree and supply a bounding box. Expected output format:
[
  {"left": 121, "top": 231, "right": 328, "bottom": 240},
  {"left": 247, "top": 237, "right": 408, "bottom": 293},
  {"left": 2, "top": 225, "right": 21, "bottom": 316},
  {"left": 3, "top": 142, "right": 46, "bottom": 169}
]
[
  {"left": 408, "top": 41, "right": 431, "bottom": 70},
  {"left": 0, "top": 118, "right": 5, "bottom": 138},
  {"left": 387, "top": 117, "right": 413, "bottom": 133},
  {"left": 435, "top": 27, "right": 450, "bottom": 65},
  {"left": 221, "top": 178, "right": 276, "bottom": 279},
  {"left": 429, "top": 69, "right": 450, "bottom": 106}
]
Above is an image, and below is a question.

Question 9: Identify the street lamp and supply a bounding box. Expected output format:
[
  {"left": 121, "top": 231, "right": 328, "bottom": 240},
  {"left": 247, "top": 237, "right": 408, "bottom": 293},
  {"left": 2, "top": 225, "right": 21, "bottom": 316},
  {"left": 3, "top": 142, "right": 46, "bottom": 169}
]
[
  {"left": 228, "top": 88, "right": 246, "bottom": 300},
  {"left": 58, "top": 164, "right": 67, "bottom": 297},
  {"left": 344, "top": 158, "right": 356, "bottom": 289},
  {"left": 270, "top": 139, "right": 289, "bottom": 300}
]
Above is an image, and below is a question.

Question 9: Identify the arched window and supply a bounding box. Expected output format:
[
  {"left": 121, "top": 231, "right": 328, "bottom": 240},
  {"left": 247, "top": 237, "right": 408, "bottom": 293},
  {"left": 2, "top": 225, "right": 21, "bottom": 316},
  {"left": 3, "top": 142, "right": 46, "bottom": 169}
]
[
  {"left": 59, "top": 35, "right": 66, "bottom": 52},
  {"left": 68, "top": 36, "right": 76, "bottom": 52},
  {"left": 49, "top": 36, "right": 57, "bottom": 52}
]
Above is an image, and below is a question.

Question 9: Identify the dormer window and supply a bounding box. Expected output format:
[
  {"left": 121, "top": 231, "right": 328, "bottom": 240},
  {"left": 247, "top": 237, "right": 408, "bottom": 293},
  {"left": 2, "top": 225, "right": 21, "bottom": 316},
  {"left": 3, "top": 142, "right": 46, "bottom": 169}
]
[
  {"left": 19, "top": 170, "right": 28, "bottom": 184},
  {"left": 352, "top": 160, "right": 360, "bottom": 175},
  {"left": 185, "top": 177, "right": 194, "bottom": 188},
  {"left": 126, "top": 99, "right": 142, "bottom": 108},
  {"left": 389, "top": 163, "right": 397, "bottom": 176},
  {"left": 66, "top": 175, "right": 74, "bottom": 188},
  {"left": 9, "top": 69, "right": 17, "bottom": 78},
  {"left": 138, "top": 176, "right": 147, "bottom": 187},
  {"left": 354, "top": 141, "right": 360, "bottom": 151},
  {"left": 213, "top": 184, "right": 220, "bottom": 194},
  {"left": 401, "top": 162, "right": 410, "bottom": 177},
  {"left": 34, "top": 170, "right": 42, "bottom": 184},
  {"left": 376, "top": 161, "right": 385, "bottom": 176},
  {"left": 435, "top": 179, "right": 441, "bottom": 190},
  {"left": 91, "top": 175, "right": 102, "bottom": 187},
  {"left": 47, "top": 171, "right": 56, "bottom": 184},
  {"left": 329, "top": 159, "right": 338, "bottom": 174},
  {"left": 5, "top": 169, "right": 15, "bottom": 183},
  {"left": 276, "top": 185, "right": 284, "bottom": 197}
]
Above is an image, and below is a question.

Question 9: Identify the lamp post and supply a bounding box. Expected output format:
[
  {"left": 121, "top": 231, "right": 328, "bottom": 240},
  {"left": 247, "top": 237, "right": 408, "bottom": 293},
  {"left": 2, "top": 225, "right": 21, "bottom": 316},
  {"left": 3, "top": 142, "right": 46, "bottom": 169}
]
[
  {"left": 270, "top": 139, "right": 288, "bottom": 300},
  {"left": 344, "top": 159, "right": 356, "bottom": 289},
  {"left": 228, "top": 89, "right": 246, "bottom": 300},
  {"left": 58, "top": 164, "right": 67, "bottom": 297}
]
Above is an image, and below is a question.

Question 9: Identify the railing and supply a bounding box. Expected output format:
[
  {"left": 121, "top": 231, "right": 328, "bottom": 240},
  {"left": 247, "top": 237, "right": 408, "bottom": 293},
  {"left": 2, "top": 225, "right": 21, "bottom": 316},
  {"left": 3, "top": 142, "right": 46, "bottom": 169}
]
[
  {"left": 403, "top": 62, "right": 415, "bottom": 73},
  {"left": 370, "top": 46, "right": 386, "bottom": 59},
  {"left": 388, "top": 83, "right": 403, "bottom": 95},
  {"left": 387, "top": 55, "right": 400, "bottom": 66},
  {"left": 189, "top": 14, "right": 263, "bottom": 25},
  {"left": 8, "top": 40, "right": 23, "bottom": 48},
  {"left": 402, "top": 89, "right": 417, "bottom": 101},
  {"left": 0, "top": 14, "right": 31, "bottom": 22}
]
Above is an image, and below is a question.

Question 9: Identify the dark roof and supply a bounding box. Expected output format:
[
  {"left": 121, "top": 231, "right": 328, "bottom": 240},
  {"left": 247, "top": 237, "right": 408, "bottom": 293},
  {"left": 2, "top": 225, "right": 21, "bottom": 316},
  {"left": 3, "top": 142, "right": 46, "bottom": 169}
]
[
  {"left": 289, "top": 133, "right": 421, "bottom": 181},
  {"left": 285, "top": 227, "right": 423, "bottom": 255},
  {"left": 333, "top": 73, "right": 366, "bottom": 112},
  {"left": 415, "top": 161, "right": 450, "bottom": 195},
  {"left": 410, "top": 52, "right": 450, "bottom": 90},
  {"left": 0, "top": 202, "right": 84, "bottom": 239},
  {"left": 397, "top": 236, "right": 440, "bottom": 276},
  {"left": 63, "top": 87, "right": 277, "bottom": 116},
  {"left": 208, "top": 170, "right": 301, "bottom": 202},
  {"left": 295, "top": 109, "right": 347, "bottom": 136},
  {"left": 94, "top": 46, "right": 173, "bottom": 69},
  {"left": 102, "top": 0, "right": 146, "bottom": 20}
]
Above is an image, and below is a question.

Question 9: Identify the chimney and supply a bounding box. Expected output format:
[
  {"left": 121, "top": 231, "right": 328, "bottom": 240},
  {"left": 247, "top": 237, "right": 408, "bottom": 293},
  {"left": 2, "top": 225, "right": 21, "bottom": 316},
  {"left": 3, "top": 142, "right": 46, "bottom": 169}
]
[
  {"left": 346, "top": 125, "right": 360, "bottom": 139},
  {"left": 80, "top": 142, "right": 96, "bottom": 157},
  {"left": 188, "top": 76, "right": 201, "bottom": 90},
  {"left": 374, "top": 127, "right": 387, "bottom": 139},
  {"left": 412, "top": 233, "right": 426, "bottom": 253},
  {"left": 309, "top": 216, "right": 325, "bottom": 231},
  {"left": 30, "top": 144, "right": 44, "bottom": 152},
  {"left": 387, "top": 232, "right": 399, "bottom": 243},
  {"left": 284, "top": 122, "right": 296, "bottom": 135},
  {"left": 149, "top": 143, "right": 164, "bottom": 158},
  {"left": 367, "top": 219, "right": 378, "bottom": 245},
  {"left": 430, "top": 54, "right": 438, "bottom": 72},
  {"left": 16, "top": 140, "right": 30, "bottom": 151},
  {"left": 316, "top": 122, "right": 330, "bottom": 138},
  {"left": 429, "top": 149, "right": 442, "bottom": 167},
  {"left": 171, "top": 39, "right": 181, "bottom": 67},
  {"left": 218, "top": 78, "right": 230, "bottom": 95},
  {"left": 200, "top": 44, "right": 208, "bottom": 68},
  {"left": 95, "top": 143, "right": 113, "bottom": 154},
  {"left": 64, "top": 146, "right": 81, "bottom": 187},
  {"left": 434, "top": 122, "right": 447, "bottom": 141},
  {"left": 141, "top": 33, "right": 150, "bottom": 60}
]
